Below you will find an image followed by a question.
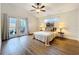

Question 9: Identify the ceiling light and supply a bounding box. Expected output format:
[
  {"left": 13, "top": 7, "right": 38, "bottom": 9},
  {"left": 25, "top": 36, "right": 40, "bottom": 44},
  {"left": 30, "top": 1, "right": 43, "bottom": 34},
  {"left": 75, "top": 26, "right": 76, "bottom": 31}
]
[{"left": 36, "top": 9, "right": 41, "bottom": 13}]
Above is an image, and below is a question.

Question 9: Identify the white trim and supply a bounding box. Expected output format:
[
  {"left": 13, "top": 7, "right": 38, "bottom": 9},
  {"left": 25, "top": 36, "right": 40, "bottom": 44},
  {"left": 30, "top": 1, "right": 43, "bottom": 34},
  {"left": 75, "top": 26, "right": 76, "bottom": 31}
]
[{"left": 65, "top": 35, "right": 79, "bottom": 41}]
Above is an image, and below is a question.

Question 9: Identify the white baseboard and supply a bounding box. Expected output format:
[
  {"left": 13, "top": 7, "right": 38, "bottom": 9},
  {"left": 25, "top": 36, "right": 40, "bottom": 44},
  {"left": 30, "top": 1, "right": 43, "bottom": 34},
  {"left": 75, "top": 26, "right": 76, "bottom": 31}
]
[{"left": 65, "top": 35, "right": 79, "bottom": 41}]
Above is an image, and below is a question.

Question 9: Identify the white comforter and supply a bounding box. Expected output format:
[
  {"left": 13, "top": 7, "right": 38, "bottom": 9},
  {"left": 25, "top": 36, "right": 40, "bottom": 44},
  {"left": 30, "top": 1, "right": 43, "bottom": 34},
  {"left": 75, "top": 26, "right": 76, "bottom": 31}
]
[{"left": 33, "top": 31, "right": 57, "bottom": 46}]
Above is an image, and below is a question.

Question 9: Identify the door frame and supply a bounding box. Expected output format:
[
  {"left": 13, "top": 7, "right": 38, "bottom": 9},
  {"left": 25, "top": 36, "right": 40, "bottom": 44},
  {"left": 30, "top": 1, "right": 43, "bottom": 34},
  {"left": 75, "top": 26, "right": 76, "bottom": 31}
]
[{"left": 8, "top": 16, "right": 29, "bottom": 39}]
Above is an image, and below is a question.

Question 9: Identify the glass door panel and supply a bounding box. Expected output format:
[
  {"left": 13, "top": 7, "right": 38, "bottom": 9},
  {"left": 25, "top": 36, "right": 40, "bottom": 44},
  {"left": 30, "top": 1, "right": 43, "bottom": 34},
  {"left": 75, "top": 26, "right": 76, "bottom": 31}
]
[
  {"left": 8, "top": 18, "right": 16, "bottom": 38},
  {"left": 19, "top": 19, "right": 28, "bottom": 35}
]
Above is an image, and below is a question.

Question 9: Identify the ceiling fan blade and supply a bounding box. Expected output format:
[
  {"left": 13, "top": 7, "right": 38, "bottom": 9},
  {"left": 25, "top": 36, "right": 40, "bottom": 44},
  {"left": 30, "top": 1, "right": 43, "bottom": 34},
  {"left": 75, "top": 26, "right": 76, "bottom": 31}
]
[
  {"left": 40, "top": 5, "right": 45, "bottom": 9},
  {"left": 41, "top": 10, "right": 46, "bottom": 12},
  {"left": 32, "top": 5, "right": 37, "bottom": 8},
  {"left": 30, "top": 9, "right": 35, "bottom": 11}
]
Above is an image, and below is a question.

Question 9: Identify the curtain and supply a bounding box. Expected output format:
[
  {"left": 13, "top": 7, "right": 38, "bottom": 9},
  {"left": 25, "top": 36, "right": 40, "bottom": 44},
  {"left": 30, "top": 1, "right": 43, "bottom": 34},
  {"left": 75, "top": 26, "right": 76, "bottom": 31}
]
[
  {"left": 0, "top": 18, "right": 1, "bottom": 53},
  {"left": 1, "top": 13, "right": 8, "bottom": 40}
]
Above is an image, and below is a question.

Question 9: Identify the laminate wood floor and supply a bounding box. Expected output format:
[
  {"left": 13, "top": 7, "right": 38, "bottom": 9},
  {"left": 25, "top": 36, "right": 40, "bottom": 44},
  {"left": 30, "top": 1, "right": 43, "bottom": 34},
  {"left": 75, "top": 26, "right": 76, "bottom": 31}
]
[{"left": 1, "top": 36, "right": 79, "bottom": 55}]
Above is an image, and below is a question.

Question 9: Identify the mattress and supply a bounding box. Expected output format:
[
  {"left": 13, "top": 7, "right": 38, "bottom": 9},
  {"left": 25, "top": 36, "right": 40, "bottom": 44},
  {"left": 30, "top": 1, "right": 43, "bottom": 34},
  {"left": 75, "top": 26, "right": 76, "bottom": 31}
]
[{"left": 33, "top": 31, "right": 57, "bottom": 46}]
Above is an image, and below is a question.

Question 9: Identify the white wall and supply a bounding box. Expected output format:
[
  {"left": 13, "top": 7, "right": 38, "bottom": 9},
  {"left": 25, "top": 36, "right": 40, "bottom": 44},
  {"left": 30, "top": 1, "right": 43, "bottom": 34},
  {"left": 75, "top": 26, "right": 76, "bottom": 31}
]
[
  {"left": 78, "top": 8, "right": 79, "bottom": 39},
  {"left": 57, "top": 9, "right": 79, "bottom": 41},
  {"left": 38, "top": 9, "right": 79, "bottom": 41},
  {"left": 1, "top": 4, "right": 39, "bottom": 34}
]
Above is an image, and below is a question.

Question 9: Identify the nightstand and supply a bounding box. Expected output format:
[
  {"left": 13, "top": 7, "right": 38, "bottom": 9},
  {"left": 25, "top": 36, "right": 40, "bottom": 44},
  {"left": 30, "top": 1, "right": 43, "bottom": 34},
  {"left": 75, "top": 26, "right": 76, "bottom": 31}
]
[{"left": 58, "top": 32, "right": 64, "bottom": 38}]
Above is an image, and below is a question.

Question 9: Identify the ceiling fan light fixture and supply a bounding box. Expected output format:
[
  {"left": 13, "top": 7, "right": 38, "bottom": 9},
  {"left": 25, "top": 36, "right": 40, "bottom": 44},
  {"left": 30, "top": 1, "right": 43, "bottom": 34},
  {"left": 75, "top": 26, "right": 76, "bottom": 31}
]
[
  {"left": 36, "top": 9, "right": 41, "bottom": 13},
  {"left": 35, "top": 3, "right": 41, "bottom": 6},
  {"left": 31, "top": 3, "right": 46, "bottom": 13}
]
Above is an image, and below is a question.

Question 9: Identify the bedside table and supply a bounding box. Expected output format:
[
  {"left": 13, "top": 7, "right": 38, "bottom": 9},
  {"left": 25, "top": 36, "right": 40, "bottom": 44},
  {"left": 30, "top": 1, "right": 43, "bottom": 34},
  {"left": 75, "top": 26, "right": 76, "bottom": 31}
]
[{"left": 58, "top": 32, "right": 64, "bottom": 38}]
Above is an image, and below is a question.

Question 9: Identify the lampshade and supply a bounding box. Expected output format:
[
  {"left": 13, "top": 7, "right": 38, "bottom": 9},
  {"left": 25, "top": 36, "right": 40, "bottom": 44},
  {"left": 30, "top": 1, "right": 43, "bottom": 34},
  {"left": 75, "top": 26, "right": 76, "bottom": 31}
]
[
  {"left": 58, "top": 22, "right": 65, "bottom": 28},
  {"left": 40, "top": 23, "right": 46, "bottom": 31},
  {"left": 40, "top": 23, "right": 46, "bottom": 27},
  {"left": 57, "top": 22, "right": 65, "bottom": 32}
]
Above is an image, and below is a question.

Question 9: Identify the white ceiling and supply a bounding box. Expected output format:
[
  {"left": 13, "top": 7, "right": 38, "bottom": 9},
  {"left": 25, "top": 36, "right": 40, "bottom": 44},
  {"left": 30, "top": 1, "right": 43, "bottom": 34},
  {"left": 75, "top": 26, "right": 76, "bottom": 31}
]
[{"left": 4, "top": 3, "right": 79, "bottom": 18}]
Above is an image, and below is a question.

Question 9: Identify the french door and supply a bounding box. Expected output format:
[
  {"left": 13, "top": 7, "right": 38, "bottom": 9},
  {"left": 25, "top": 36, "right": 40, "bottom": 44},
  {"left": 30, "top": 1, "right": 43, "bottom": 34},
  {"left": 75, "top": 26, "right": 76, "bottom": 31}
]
[
  {"left": 19, "top": 19, "right": 28, "bottom": 36},
  {"left": 8, "top": 17, "right": 17, "bottom": 38},
  {"left": 8, "top": 17, "right": 28, "bottom": 38}
]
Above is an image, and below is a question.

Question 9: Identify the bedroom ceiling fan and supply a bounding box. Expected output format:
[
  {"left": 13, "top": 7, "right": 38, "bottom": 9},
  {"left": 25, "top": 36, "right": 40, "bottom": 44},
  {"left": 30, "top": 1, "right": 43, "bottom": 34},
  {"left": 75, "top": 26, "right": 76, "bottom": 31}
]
[{"left": 30, "top": 3, "right": 46, "bottom": 13}]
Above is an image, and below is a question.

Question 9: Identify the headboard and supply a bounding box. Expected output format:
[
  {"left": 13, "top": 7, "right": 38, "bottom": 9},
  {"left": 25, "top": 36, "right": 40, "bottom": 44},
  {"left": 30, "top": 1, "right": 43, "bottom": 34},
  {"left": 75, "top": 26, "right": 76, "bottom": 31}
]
[{"left": 45, "top": 23, "right": 57, "bottom": 32}]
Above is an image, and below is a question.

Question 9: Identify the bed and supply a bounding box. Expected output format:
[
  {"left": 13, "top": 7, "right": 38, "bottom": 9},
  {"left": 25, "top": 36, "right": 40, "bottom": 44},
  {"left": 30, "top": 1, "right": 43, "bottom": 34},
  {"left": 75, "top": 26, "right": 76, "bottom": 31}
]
[{"left": 33, "top": 31, "right": 57, "bottom": 46}]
